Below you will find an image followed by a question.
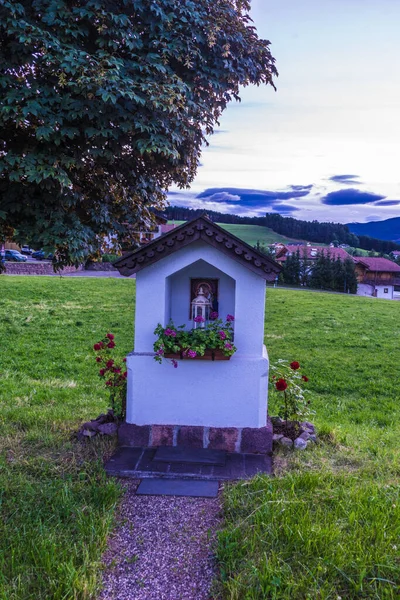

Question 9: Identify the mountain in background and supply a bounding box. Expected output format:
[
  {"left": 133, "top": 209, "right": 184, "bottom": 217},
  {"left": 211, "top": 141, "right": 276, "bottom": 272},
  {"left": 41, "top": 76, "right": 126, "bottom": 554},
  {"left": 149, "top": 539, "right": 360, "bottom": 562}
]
[
  {"left": 347, "top": 217, "right": 400, "bottom": 243},
  {"left": 165, "top": 206, "right": 400, "bottom": 253}
]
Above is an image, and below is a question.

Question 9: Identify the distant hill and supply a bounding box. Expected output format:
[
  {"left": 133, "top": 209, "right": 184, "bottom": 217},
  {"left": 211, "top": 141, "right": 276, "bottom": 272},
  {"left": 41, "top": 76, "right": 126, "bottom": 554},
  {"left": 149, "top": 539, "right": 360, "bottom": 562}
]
[
  {"left": 164, "top": 206, "right": 400, "bottom": 253},
  {"left": 169, "top": 220, "right": 302, "bottom": 246},
  {"left": 347, "top": 217, "right": 400, "bottom": 243}
]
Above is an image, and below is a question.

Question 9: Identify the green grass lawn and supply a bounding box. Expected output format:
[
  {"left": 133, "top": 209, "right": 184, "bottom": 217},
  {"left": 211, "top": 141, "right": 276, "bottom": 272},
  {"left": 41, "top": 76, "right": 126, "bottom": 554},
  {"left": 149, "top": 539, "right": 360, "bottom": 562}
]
[
  {"left": 1, "top": 278, "right": 400, "bottom": 599},
  {"left": 217, "top": 289, "right": 400, "bottom": 599},
  {"left": 0, "top": 277, "right": 135, "bottom": 600},
  {"left": 169, "top": 221, "right": 300, "bottom": 246}
]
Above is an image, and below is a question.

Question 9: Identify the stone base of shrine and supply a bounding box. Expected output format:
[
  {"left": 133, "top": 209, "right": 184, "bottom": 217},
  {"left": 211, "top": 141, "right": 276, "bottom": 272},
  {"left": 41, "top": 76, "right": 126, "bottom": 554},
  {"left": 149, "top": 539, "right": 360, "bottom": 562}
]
[{"left": 118, "top": 418, "right": 273, "bottom": 455}]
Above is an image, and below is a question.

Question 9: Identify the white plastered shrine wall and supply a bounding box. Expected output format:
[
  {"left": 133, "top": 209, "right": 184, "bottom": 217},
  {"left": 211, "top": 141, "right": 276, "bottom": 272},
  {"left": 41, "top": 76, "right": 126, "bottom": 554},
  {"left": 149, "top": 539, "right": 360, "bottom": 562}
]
[{"left": 127, "top": 240, "right": 269, "bottom": 428}]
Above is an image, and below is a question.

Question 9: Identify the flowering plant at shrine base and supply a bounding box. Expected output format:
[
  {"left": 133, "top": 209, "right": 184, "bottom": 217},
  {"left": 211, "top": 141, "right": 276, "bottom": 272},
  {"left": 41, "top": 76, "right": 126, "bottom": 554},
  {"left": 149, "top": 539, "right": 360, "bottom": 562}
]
[
  {"left": 153, "top": 315, "right": 237, "bottom": 366},
  {"left": 93, "top": 333, "right": 127, "bottom": 419},
  {"left": 270, "top": 359, "right": 313, "bottom": 423}
]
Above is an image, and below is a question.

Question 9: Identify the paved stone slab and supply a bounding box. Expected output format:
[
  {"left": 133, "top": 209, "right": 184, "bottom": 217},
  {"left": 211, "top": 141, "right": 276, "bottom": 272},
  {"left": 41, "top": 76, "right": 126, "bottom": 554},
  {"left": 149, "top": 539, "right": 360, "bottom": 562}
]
[
  {"left": 104, "top": 447, "right": 143, "bottom": 475},
  {"left": 105, "top": 447, "right": 272, "bottom": 480},
  {"left": 136, "top": 478, "right": 219, "bottom": 497},
  {"left": 153, "top": 446, "right": 226, "bottom": 466}
]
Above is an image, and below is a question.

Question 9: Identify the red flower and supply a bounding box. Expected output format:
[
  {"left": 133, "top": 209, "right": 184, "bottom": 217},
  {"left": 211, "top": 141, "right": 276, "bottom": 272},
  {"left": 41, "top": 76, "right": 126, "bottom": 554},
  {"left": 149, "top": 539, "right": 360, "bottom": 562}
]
[
  {"left": 106, "top": 359, "right": 114, "bottom": 368},
  {"left": 122, "top": 371, "right": 127, "bottom": 378},
  {"left": 107, "top": 341, "right": 116, "bottom": 349},
  {"left": 99, "top": 369, "right": 105, "bottom": 376},
  {"left": 290, "top": 361, "right": 300, "bottom": 370},
  {"left": 106, "top": 333, "right": 115, "bottom": 340},
  {"left": 96, "top": 357, "right": 102, "bottom": 363},
  {"left": 93, "top": 343, "right": 101, "bottom": 351},
  {"left": 302, "top": 375, "right": 309, "bottom": 382},
  {"left": 123, "top": 358, "right": 127, "bottom": 363},
  {"left": 275, "top": 378, "right": 288, "bottom": 391},
  {"left": 113, "top": 368, "right": 121, "bottom": 374},
  {"left": 105, "top": 380, "right": 113, "bottom": 386}
]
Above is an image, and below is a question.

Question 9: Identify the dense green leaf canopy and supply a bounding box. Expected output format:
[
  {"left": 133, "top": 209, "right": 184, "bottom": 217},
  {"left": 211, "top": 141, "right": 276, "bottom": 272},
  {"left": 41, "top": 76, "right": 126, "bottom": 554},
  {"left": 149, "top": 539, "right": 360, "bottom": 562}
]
[{"left": 0, "top": 0, "right": 277, "bottom": 267}]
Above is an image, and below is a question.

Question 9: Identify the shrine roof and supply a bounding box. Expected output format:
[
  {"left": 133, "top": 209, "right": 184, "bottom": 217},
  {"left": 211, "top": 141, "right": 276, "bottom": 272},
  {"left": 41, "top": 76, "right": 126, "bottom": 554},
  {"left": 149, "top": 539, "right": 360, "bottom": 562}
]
[{"left": 114, "top": 216, "right": 282, "bottom": 280}]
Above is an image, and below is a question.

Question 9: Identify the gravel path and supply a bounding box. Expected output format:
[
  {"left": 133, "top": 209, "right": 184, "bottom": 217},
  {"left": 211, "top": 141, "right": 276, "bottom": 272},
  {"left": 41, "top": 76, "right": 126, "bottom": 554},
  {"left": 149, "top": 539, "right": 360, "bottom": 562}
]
[{"left": 100, "top": 480, "right": 222, "bottom": 600}]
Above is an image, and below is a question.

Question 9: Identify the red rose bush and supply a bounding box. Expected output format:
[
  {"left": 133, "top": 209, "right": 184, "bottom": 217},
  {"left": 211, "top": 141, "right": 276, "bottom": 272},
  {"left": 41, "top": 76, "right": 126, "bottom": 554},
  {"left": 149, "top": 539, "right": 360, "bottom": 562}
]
[
  {"left": 93, "top": 333, "right": 127, "bottom": 419},
  {"left": 270, "top": 359, "right": 312, "bottom": 424}
]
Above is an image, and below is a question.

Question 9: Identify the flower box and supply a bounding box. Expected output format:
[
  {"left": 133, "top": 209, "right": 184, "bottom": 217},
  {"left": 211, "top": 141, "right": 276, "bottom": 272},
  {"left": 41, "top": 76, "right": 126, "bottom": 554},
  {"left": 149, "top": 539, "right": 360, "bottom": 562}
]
[{"left": 164, "top": 349, "right": 231, "bottom": 361}]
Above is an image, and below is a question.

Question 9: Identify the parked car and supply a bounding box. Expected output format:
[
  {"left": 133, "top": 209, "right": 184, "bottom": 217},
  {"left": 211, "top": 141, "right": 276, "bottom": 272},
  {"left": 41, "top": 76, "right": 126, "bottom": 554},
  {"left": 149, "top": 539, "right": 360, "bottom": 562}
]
[
  {"left": 20, "top": 245, "right": 34, "bottom": 255},
  {"left": 32, "top": 250, "right": 54, "bottom": 261},
  {"left": 4, "top": 249, "right": 27, "bottom": 262}
]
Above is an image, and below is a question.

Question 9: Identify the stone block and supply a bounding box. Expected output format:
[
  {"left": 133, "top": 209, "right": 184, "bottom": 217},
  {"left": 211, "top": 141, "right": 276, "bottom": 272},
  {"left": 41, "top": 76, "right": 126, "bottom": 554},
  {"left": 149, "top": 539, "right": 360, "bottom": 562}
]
[
  {"left": 177, "top": 426, "right": 204, "bottom": 449},
  {"left": 208, "top": 427, "right": 239, "bottom": 452},
  {"left": 294, "top": 437, "right": 308, "bottom": 450},
  {"left": 151, "top": 425, "right": 174, "bottom": 447},
  {"left": 98, "top": 422, "right": 118, "bottom": 436},
  {"left": 279, "top": 436, "right": 293, "bottom": 448},
  {"left": 241, "top": 424, "right": 273, "bottom": 454},
  {"left": 118, "top": 422, "right": 150, "bottom": 447}
]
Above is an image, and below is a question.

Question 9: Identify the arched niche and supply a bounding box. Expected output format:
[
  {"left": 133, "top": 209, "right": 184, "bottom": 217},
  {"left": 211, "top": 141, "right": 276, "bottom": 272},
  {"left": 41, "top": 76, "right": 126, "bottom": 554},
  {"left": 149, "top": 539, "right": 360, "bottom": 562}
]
[{"left": 165, "top": 259, "right": 236, "bottom": 329}]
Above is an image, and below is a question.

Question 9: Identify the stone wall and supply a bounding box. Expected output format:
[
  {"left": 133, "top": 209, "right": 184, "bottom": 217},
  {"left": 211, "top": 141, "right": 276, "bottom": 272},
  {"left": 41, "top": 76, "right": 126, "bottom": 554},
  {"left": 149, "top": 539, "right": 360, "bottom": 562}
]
[
  {"left": 4, "top": 262, "right": 84, "bottom": 276},
  {"left": 118, "top": 419, "right": 273, "bottom": 454},
  {"left": 85, "top": 261, "right": 117, "bottom": 271}
]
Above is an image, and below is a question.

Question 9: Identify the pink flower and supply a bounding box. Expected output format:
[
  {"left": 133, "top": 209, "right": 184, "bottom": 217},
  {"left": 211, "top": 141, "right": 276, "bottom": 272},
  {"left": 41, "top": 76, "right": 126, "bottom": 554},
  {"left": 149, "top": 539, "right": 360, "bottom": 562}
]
[
  {"left": 226, "top": 314, "right": 235, "bottom": 322},
  {"left": 156, "top": 348, "right": 164, "bottom": 356},
  {"left": 105, "top": 380, "right": 113, "bottom": 386},
  {"left": 106, "top": 359, "right": 114, "bottom": 368},
  {"left": 172, "top": 360, "right": 178, "bottom": 368},
  {"left": 187, "top": 349, "right": 197, "bottom": 358},
  {"left": 107, "top": 341, "right": 116, "bottom": 349},
  {"left": 106, "top": 333, "right": 114, "bottom": 340},
  {"left": 219, "top": 330, "right": 227, "bottom": 340},
  {"left": 96, "top": 356, "right": 102, "bottom": 363},
  {"left": 123, "top": 358, "right": 127, "bottom": 362},
  {"left": 164, "top": 328, "right": 177, "bottom": 337},
  {"left": 99, "top": 369, "right": 105, "bottom": 376},
  {"left": 210, "top": 311, "right": 219, "bottom": 320},
  {"left": 193, "top": 316, "right": 205, "bottom": 323},
  {"left": 224, "top": 343, "right": 233, "bottom": 350},
  {"left": 113, "top": 367, "right": 121, "bottom": 374},
  {"left": 93, "top": 343, "right": 102, "bottom": 351}
]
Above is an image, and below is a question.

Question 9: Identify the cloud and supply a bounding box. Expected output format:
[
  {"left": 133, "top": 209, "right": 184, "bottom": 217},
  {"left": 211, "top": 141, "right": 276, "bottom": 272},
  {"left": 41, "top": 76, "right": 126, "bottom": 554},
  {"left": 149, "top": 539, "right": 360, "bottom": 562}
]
[
  {"left": 321, "top": 188, "right": 386, "bottom": 206},
  {"left": 167, "top": 186, "right": 308, "bottom": 217},
  {"left": 196, "top": 187, "right": 312, "bottom": 207},
  {"left": 330, "top": 174, "right": 361, "bottom": 184},
  {"left": 374, "top": 200, "right": 400, "bottom": 206},
  {"left": 290, "top": 184, "right": 313, "bottom": 191},
  {"left": 203, "top": 191, "right": 241, "bottom": 203},
  {"left": 272, "top": 204, "right": 300, "bottom": 213}
]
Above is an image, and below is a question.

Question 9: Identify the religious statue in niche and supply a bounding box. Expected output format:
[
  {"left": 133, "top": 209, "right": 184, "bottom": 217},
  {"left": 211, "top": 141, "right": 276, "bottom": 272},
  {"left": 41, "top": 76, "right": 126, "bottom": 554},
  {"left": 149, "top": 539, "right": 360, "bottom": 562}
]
[{"left": 190, "top": 279, "right": 219, "bottom": 318}]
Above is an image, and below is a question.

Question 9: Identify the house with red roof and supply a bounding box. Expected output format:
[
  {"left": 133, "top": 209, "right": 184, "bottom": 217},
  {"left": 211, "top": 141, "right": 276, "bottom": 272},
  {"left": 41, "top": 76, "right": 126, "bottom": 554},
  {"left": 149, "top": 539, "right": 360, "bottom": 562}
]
[
  {"left": 354, "top": 257, "right": 400, "bottom": 299},
  {"left": 274, "top": 244, "right": 352, "bottom": 262}
]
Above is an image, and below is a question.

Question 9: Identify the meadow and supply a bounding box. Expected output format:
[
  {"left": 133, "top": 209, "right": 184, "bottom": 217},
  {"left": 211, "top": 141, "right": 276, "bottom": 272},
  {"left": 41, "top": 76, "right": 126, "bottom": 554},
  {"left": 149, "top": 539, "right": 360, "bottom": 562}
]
[
  {"left": 169, "top": 221, "right": 299, "bottom": 246},
  {"left": 1, "top": 277, "right": 400, "bottom": 599}
]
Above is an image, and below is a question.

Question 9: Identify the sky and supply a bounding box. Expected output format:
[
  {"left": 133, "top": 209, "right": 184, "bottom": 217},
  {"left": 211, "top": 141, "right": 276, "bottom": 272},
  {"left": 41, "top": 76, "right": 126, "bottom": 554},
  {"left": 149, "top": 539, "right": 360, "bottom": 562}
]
[{"left": 168, "top": 0, "right": 400, "bottom": 224}]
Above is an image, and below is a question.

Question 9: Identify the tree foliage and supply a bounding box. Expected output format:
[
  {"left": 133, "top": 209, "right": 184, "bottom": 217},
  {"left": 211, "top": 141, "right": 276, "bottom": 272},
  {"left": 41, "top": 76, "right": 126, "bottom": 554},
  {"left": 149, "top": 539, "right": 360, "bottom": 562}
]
[
  {"left": 0, "top": 0, "right": 277, "bottom": 267},
  {"left": 280, "top": 250, "right": 358, "bottom": 294}
]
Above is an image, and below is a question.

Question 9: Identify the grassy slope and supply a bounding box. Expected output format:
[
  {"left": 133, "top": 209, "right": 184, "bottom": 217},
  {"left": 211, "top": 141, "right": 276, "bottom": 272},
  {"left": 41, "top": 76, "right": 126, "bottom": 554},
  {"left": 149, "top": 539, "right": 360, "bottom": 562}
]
[
  {"left": 0, "top": 277, "right": 135, "bottom": 600},
  {"left": 169, "top": 221, "right": 300, "bottom": 246},
  {"left": 2, "top": 279, "right": 400, "bottom": 599},
  {"left": 217, "top": 289, "right": 400, "bottom": 599}
]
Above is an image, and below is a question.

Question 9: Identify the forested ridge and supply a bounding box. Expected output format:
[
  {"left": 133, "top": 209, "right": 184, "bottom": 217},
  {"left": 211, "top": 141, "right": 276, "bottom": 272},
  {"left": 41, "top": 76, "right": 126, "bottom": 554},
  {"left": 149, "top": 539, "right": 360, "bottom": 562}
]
[{"left": 165, "top": 207, "right": 400, "bottom": 253}]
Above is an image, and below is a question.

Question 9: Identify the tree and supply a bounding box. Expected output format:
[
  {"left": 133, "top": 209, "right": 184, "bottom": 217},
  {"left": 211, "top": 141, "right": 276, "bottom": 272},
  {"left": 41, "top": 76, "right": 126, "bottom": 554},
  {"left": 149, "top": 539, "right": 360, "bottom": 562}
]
[{"left": 0, "top": 0, "right": 277, "bottom": 268}]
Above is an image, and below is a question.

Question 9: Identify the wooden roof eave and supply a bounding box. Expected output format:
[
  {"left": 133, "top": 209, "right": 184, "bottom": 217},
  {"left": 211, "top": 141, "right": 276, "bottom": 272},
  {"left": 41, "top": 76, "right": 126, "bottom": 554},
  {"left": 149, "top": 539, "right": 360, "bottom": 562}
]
[{"left": 114, "top": 216, "right": 282, "bottom": 281}]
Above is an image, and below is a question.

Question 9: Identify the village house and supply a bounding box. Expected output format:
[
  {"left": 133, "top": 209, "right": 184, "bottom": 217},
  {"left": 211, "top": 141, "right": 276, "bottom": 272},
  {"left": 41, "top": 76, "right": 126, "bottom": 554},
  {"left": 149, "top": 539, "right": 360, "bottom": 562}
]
[
  {"left": 353, "top": 257, "right": 400, "bottom": 299},
  {"left": 274, "top": 244, "right": 352, "bottom": 263}
]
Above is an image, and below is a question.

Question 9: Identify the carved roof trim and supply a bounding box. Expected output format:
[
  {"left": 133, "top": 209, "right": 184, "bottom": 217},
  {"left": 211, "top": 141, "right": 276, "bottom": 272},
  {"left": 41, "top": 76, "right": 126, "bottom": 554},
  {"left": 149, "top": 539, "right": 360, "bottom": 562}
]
[{"left": 114, "top": 216, "right": 282, "bottom": 281}]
